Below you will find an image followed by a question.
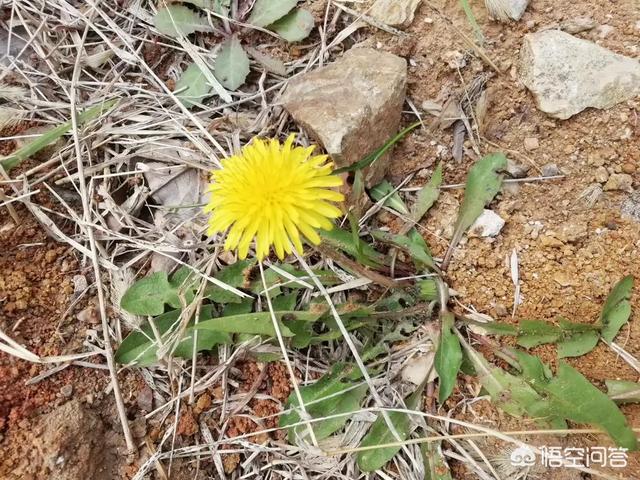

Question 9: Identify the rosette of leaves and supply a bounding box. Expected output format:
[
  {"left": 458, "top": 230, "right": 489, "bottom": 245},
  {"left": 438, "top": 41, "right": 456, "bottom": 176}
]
[{"left": 153, "top": 0, "right": 315, "bottom": 107}]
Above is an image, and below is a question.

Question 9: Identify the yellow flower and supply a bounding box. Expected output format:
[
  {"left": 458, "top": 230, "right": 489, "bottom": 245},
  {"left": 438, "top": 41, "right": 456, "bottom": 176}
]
[{"left": 205, "top": 135, "right": 344, "bottom": 260}]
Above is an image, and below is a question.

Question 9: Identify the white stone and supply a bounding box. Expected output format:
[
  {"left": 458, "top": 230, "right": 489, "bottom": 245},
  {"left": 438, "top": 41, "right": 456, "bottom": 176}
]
[
  {"left": 468, "top": 209, "right": 505, "bottom": 238},
  {"left": 519, "top": 30, "right": 640, "bottom": 119}
]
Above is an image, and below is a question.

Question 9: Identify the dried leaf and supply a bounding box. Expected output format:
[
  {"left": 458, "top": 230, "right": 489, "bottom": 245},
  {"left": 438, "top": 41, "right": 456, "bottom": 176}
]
[{"left": 244, "top": 45, "right": 287, "bottom": 76}]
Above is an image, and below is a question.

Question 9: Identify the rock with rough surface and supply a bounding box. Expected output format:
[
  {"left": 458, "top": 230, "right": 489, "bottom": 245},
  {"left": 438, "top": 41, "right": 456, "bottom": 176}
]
[
  {"left": 468, "top": 209, "right": 505, "bottom": 237},
  {"left": 485, "top": 0, "right": 529, "bottom": 21},
  {"left": 520, "top": 30, "right": 640, "bottom": 119},
  {"left": 282, "top": 48, "right": 407, "bottom": 187},
  {"left": 370, "top": 0, "right": 421, "bottom": 28}
]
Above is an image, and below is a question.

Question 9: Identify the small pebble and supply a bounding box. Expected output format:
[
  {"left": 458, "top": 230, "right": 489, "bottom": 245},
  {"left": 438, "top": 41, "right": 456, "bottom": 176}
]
[
  {"left": 542, "top": 163, "right": 561, "bottom": 177},
  {"left": 604, "top": 173, "right": 633, "bottom": 192},
  {"left": 60, "top": 385, "right": 73, "bottom": 398},
  {"left": 595, "top": 166, "right": 609, "bottom": 183},
  {"left": 524, "top": 137, "right": 540, "bottom": 151},
  {"left": 622, "top": 163, "right": 636, "bottom": 174}
]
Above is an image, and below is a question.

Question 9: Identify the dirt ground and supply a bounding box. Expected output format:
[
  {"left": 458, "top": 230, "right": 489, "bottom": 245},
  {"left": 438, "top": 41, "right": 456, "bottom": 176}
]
[{"left": 2, "top": 0, "right": 640, "bottom": 479}]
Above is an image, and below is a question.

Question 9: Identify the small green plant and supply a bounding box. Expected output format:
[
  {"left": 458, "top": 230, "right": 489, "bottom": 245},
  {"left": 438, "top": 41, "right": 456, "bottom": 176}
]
[{"left": 154, "top": 0, "right": 315, "bottom": 107}]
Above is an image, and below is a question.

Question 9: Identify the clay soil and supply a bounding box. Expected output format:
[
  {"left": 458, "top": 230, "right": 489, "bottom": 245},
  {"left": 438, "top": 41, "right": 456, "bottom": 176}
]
[{"left": 2, "top": 0, "right": 640, "bottom": 479}]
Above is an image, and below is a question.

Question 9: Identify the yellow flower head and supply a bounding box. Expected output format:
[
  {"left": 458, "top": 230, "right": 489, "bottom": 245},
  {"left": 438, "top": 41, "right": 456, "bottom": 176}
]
[{"left": 205, "top": 135, "right": 344, "bottom": 260}]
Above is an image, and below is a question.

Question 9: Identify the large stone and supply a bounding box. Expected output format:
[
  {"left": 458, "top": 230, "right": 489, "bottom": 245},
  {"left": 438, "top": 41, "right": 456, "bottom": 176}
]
[
  {"left": 520, "top": 30, "right": 640, "bottom": 119},
  {"left": 369, "top": 0, "right": 421, "bottom": 28},
  {"left": 281, "top": 47, "right": 407, "bottom": 187}
]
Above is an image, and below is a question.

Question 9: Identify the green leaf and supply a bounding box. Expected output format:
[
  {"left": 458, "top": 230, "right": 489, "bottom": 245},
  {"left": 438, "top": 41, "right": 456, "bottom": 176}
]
[
  {"left": 542, "top": 362, "right": 637, "bottom": 450},
  {"left": 319, "top": 227, "right": 385, "bottom": 268},
  {"left": 600, "top": 276, "right": 633, "bottom": 343},
  {"left": 120, "top": 272, "right": 180, "bottom": 316},
  {"left": 412, "top": 163, "right": 442, "bottom": 222},
  {"left": 279, "top": 363, "right": 367, "bottom": 442},
  {"left": 154, "top": 5, "right": 208, "bottom": 37},
  {"left": 333, "top": 122, "right": 421, "bottom": 175},
  {"left": 510, "top": 348, "right": 552, "bottom": 386},
  {"left": 417, "top": 279, "right": 438, "bottom": 302},
  {"left": 422, "top": 439, "right": 453, "bottom": 480},
  {"left": 204, "top": 259, "right": 255, "bottom": 303},
  {"left": 434, "top": 313, "right": 462, "bottom": 403},
  {"left": 356, "top": 381, "right": 426, "bottom": 472},
  {"left": 371, "top": 229, "right": 435, "bottom": 270},
  {"left": 115, "top": 306, "right": 230, "bottom": 366},
  {"left": 606, "top": 380, "right": 640, "bottom": 404},
  {"left": 248, "top": 0, "right": 298, "bottom": 27},
  {"left": 557, "top": 331, "right": 599, "bottom": 358},
  {"left": 442, "top": 152, "right": 507, "bottom": 268},
  {"left": 370, "top": 180, "right": 409, "bottom": 215},
  {"left": 1, "top": 99, "right": 117, "bottom": 171},
  {"left": 194, "top": 310, "right": 320, "bottom": 337},
  {"left": 175, "top": 62, "right": 213, "bottom": 108},
  {"left": 270, "top": 8, "right": 314, "bottom": 42},
  {"left": 464, "top": 345, "right": 565, "bottom": 428},
  {"left": 516, "top": 319, "right": 561, "bottom": 348},
  {"left": 213, "top": 36, "right": 250, "bottom": 90}
]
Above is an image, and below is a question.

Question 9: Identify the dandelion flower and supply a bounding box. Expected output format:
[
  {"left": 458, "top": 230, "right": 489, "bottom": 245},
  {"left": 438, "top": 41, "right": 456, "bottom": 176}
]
[{"left": 205, "top": 135, "right": 344, "bottom": 260}]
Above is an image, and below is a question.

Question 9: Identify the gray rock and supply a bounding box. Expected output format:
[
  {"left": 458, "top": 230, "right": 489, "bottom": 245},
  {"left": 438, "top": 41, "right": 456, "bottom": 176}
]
[
  {"left": 485, "top": 0, "right": 529, "bottom": 21},
  {"left": 560, "top": 16, "right": 596, "bottom": 34},
  {"left": 282, "top": 48, "right": 407, "bottom": 187},
  {"left": 519, "top": 30, "right": 640, "bottom": 119},
  {"left": 621, "top": 191, "right": 640, "bottom": 222},
  {"left": 370, "top": 0, "right": 421, "bottom": 28},
  {"left": 506, "top": 158, "right": 529, "bottom": 178},
  {"left": 468, "top": 209, "right": 505, "bottom": 237},
  {"left": 542, "top": 163, "right": 561, "bottom": 177}
]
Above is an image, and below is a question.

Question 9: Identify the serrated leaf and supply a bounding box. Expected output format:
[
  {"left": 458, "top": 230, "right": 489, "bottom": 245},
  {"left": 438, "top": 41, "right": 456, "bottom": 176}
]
[
  {"left": 600, "top": 276, "right": 634, "bottom": 343},
  {"left": 542, "top": 362, "right": 637, "bottom": 450},
  {"left": 154, "top": 5, "right": 208, "bottom": 37},
  {"left": 175, "top": 62, "right": 212, "bottom": 108},
  {"left": 357, "top": 381, "right": 426, "bottom": 472},
  {"left": 1, "top": 99, "right": 117, "bottom": 172},
  {"left": 516, "top": 319, "right": 561, "bottom": 348},
  {"left": 120, "top": 272, "right": 180, "bottom": 316},
  {"left": 194, "top": 310, "right": 320, "bottom": 337},
  {"left": 371, "top": 229, "right": 435, "bottom": 270},
  {"left": 213, "top": 36, "right": 250, "bottom": 90},
  {"left": 319, "top": 227, "right": 385, "bottom": 268},
  {"left": 463, "top": 344, "right": 565, "bottom": 429},
  {"left": 270, "top": 8, "right": 314, "bottom": 42},
  {"left": 442, "top": 152, "right": 507, "bottom": 269},
  {"left": 606, "top": 380, "right": 640, "bottom": 404},
  {"left": 279, "top": 363, "right": 367, "bottom": 442},
  {"left": 204, "top": 259, "right": 255, "bottom": 304},
  {"left": 434, "top": 313, "right": 462, "bottom": 403},
  {"left": 248, "top": 0, "right": 298, "bottom": 27},
  {"left": 557, "top": 331, "right": 599, "bottom": 358},
  {"left": 412, "top": 163, "right": 442, "bottom": 222},
  {"left": 115, "top": 306, "right": 230, "bottom": 366},
  {"left": 370, "top": 180, "right": 409, "bottom": 214}
]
